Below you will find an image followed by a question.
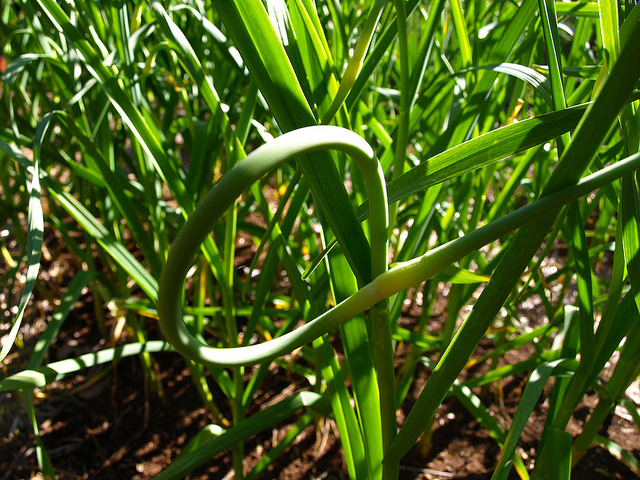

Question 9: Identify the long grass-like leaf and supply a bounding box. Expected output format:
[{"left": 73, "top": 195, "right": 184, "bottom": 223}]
[
  {"left": 565, "top": 202, "right": 595, "bottom": 365},
  {"left": 0, "top": 118, "right": 44, "bottom": 363},
  {"left": 360, "top": 104, "right": 587, "bottom": 217},
  {"left": 211, "top": 0, "right": 373, "bottom": 283},
  {"left": 621, "top": 174, "right": 640, "bottom": 313},
  {"left": 0, "top": 341, "right": 171, "bottom": 391},
  {"left": 46, "top": 181, "right": 159, "bottom": 301},
  {"left": 28, "top": 271, "right": 95, "bottom": 369},
  {"left": 36, "top": 0, "right": 193, "bottom": 212},
  {"left": 594, "top": 435, "right": 640, "bottom": 476},
  {"left": 387, "top": 16, "right": 640, "bottom": 465},
  {"left": 492, "top": 359, "right": 572, "bottom": 480}
]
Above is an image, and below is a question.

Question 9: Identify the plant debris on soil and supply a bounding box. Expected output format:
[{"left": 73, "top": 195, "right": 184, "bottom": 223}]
[{"left": 1, "top": 223, "right": 639, "bottom": 480}]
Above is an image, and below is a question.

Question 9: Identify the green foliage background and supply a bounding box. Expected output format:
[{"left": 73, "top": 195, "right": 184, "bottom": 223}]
[{"left": 1, "top": 0, "right": 640, "bottom": 478}]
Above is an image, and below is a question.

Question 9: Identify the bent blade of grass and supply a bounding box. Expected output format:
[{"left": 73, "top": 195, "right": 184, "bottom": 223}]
[
  {"left": 594, "top": 435, "right": 640, "bottom": 476},
  {"left": 0, "top": 137, "right": 31, "bottom": 170},
  {"left": 1, "top": 53, "right": 70, "bottom": 86},
  {"left": 461, "top": 63, "right": 553, "bottom": 106},
  {"left": 441, "top": 0, "right": 538, "bottom": 150},
  {"left": 180, "top": 424, "right": 227, "bottom": 458}
]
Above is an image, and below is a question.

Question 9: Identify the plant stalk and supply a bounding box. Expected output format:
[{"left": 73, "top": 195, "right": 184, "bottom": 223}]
[
  {"left": 158, "top": 133, "right": 640, "bottom": 368},
  {"left": 370, "top": 299, "right": 398, "bottom": 480},
  {"left": 388, "top": 0, "right": 411, "bottom": 242}
]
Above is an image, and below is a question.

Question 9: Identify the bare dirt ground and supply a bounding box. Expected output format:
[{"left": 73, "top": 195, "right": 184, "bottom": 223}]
[{"left": 1, "top": 222, "right": 639, "bottom": 480}]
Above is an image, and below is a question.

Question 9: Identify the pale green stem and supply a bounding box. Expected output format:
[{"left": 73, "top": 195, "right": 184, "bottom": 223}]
[
  {"left": 370, "top": 298, "right": 397, "bottom": 480},
  {"left": 157, "top": 147, "right": 640, "bottom": 370},
  {"left": 379, "top": 5, "right": 409, "bottom": 473},
  {"left": 158, "top": 125, "right": 388, "bottom": 365},
  {"left": 223, "top": 143, "right": 245, "bottom": 479},
  {"left": 321, "top": 0, "right": 387, "bottom": 125},
  {"left": 388, "top": 0, "right": 411, "bottom": 249}
]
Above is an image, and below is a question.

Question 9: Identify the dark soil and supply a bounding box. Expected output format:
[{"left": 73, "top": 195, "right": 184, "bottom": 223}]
[
  {"left": 1, "top": 224, "right": 639, "bottom": 479},
  {"left": 3, "top": 289, "right": 639, "bottom": 480}
]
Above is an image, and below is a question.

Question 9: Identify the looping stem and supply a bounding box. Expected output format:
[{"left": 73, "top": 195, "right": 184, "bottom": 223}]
[
  {"left": 158, "top": 134, "right": 640, "bottom": 369},
  {"left": 157, "top": 125, "right": 389, "bottom": 368}
]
